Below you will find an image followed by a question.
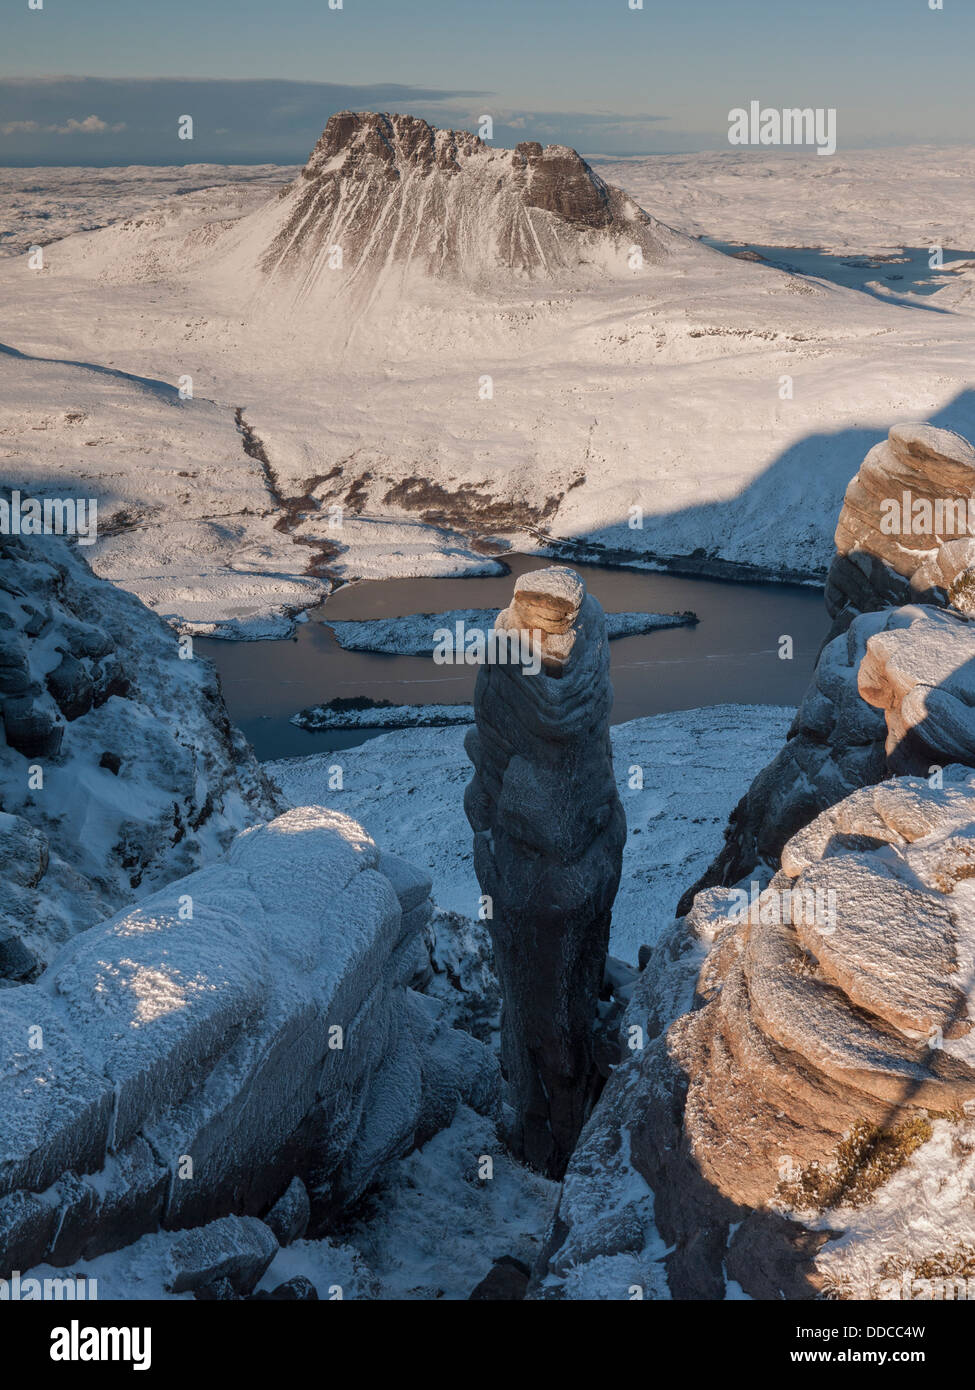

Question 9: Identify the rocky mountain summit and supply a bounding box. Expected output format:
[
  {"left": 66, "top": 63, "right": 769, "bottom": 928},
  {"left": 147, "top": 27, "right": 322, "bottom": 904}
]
[{"left": 253, "top": 111, "right": 676, "bottom": 294}]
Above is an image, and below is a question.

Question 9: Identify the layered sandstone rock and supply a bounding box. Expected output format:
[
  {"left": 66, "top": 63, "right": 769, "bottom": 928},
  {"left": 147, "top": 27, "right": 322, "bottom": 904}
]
[
  {"left": 464, "top": 567, "right": 625, "bottom": 1177},
  {"left": 826, "top": 423, "right": 975, "bottom": 638},
  {"left": 857, "top": 603, "right": 975, "bottom": 773},
  {"left": 537, "top": 768, "right": 975, "bottom": 1300},
  {"left": 685, "top": 425, "right": 975, "bottom": 900}
]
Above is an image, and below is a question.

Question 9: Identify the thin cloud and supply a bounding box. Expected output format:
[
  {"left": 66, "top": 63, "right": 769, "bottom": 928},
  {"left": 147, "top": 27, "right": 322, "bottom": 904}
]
[
  {"left": 54, "top": 115, "right": 127, "bottom": 135},
  {"left": 1, "top": 113, "right": 126, "bottom": 136}
]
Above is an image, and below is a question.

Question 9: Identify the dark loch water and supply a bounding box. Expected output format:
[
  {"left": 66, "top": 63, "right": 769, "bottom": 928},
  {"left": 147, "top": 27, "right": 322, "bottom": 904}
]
[
  {"left": 198, "top": 556, "right": 826, "bottom": 762},
  {"left": 703, "top": 239, "right": 975, "bottom": 301}
]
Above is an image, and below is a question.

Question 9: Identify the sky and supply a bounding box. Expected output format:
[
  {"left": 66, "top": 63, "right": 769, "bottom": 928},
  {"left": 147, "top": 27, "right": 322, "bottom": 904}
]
[{"left": 1, "top": 0, "right": 973, "bottom": 165}]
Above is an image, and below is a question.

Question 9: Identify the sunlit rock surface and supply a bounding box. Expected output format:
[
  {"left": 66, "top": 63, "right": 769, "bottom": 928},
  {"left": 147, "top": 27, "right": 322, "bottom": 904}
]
[
  {"left": 827, "top": 423, "right": 975, "bottom": 637},
  {"left": 537, "top": 769, "right": 975, "bottom": 1300}
]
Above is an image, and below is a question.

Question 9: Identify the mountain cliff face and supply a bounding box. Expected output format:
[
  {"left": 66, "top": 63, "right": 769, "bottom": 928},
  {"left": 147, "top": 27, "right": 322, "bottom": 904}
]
[{"left": 0, "top": 530, "right": 279, "bottom": 977}]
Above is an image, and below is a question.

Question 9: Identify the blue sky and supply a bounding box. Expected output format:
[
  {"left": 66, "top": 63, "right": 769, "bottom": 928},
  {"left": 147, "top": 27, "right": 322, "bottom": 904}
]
[{"left": 2, "top": 0, "right": 972, "bottom": 164}]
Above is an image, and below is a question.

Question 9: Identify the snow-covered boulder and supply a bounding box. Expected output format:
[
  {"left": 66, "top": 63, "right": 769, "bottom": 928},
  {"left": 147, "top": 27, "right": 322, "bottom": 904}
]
[
  {"left": 0, "top": 532, "right": 278, "bottom": 974},
  {"left": 168, "top": 1215, "right": 278, "bottom": 1296},
  {"left": 536, "top": 767, "right": 975, "bottom": 1300},
  {"left": 0, "top": 807, "right": 499, "bottom": 1276}
]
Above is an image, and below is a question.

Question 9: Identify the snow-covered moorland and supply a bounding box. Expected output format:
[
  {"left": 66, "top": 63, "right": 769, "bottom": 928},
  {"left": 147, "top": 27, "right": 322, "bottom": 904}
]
[
  {"left": 596, "top": 146, "right": 975, "bottom": 255},
  {"left": 3, "top": 129, "right": 975, "bottom": 638}
]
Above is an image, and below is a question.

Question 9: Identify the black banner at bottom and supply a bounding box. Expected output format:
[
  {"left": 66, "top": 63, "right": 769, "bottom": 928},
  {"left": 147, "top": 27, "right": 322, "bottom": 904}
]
[{"left": 4, "top": 1296, "right": 969, "bottom": 1375}]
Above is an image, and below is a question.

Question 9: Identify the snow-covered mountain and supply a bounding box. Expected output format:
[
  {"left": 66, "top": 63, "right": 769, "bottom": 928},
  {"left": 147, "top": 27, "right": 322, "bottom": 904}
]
[
  {"left": 41, "top": 111, "right": 689, "bottom": 336},
  {"left": 247, "top": 112, "right": 680, "bottom": 298}
]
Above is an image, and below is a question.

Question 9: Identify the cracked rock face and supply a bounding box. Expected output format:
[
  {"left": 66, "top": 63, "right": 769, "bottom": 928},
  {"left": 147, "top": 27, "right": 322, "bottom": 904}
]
[
  {"left": 537, "top": 769, "right": 975, "bottom": 1300},
  {"left": 464, "top": 567, "right": 625, "bottom": 1178}
]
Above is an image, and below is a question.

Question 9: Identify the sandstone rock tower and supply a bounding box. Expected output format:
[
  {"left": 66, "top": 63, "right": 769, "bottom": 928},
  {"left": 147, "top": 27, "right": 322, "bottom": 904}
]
[{"left": 464, "top": 567, "right": 625, "bottom": 1177}]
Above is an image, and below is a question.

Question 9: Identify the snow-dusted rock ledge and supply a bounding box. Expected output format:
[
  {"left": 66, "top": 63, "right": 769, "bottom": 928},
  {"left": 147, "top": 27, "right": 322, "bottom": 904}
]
[
  {"left": 0, "top": 807, "right": 498, "bottom": 1276},
  {"left": 293, "top": 701, "right": 475, "bottom": 731}
]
